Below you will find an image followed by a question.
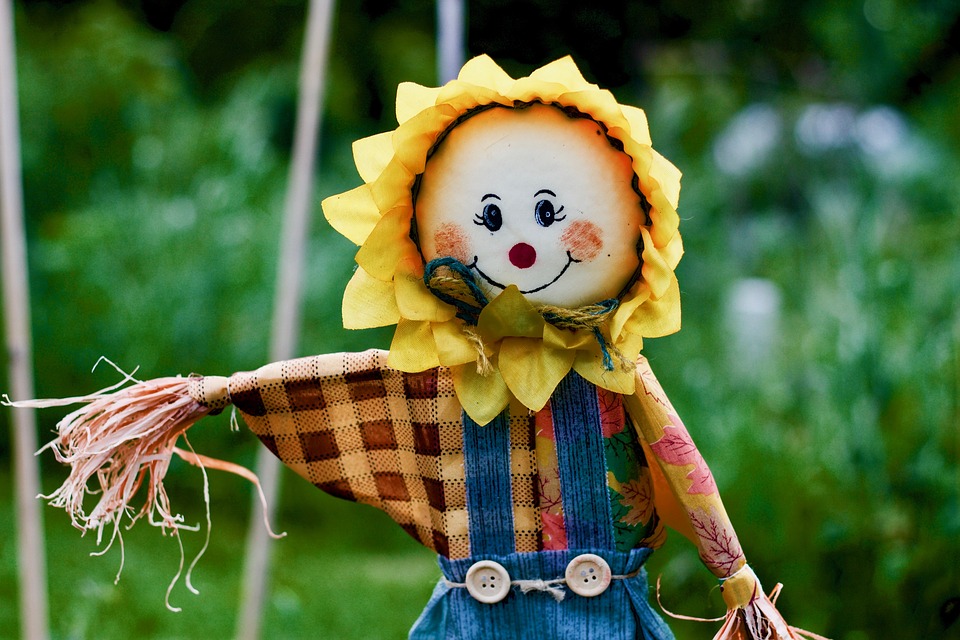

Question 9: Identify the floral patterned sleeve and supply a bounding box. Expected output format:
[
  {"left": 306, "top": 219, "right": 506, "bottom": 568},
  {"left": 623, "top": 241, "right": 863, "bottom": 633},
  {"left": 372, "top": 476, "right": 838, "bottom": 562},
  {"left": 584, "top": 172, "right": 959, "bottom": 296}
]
[
  {"left": 621, "top": 355, "right": 746, "bottom": 580},
  {"left": 622, "top": 356, "right": 806, "bottom": 639}
]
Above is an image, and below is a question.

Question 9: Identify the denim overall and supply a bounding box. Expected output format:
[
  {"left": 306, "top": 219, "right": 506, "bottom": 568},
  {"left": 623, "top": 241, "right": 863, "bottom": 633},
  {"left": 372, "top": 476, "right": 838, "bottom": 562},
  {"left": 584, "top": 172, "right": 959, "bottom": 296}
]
[{"left": 410, "top": 372, "right": 675, "bottom": 639}]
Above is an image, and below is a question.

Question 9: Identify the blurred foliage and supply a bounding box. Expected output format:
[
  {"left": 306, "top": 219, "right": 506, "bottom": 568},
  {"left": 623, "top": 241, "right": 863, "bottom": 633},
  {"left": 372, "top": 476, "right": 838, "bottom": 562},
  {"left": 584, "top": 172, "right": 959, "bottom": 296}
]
[{"left": 1, "top": 0, "right": 958, "bottom": 638}]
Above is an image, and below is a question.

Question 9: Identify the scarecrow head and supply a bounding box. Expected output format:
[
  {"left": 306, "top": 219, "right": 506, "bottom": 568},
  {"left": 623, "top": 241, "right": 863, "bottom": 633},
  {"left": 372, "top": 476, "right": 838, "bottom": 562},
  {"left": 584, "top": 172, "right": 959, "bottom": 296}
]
[
  {"left": 322, "top": 56, "right": 686, "bottom": 423},
  {"left": 415, "top": 102, "right": 645, "bottom": 308}
]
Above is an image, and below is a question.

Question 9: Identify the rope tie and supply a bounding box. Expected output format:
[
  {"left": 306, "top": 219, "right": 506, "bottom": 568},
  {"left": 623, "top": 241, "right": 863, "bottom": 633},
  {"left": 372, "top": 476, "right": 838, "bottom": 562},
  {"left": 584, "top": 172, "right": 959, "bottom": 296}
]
[
  {"left": 538, "top": 299, "right": 623, "bottom": 371},
  {"left": 515, "top": 578, "right": 567, "bottom": 602},
  {"left": 462, "top": 327, "right": 494, "bottom": 376},
  {"left": 442, "top": 566, "right": 644, "bottom": 603},
  {"left": 537, "top": 300, "right": 617, "bottom": 330},
  {"left": 424, "top": 257, "right": 630, "bottom": 372},
  {"left": 423, "top": 257, "right": 489, "bottom": 326}
]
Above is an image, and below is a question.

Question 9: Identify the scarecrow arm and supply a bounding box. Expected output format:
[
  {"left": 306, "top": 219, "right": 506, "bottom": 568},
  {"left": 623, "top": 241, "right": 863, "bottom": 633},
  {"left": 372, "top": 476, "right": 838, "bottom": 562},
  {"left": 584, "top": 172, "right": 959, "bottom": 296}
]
[
  {"left": 623, "top": 356, "right": 808, "bottom": 639},
  {"left": 21, "top": 349, "right": 460, "bottom": 556},
  {"left": 224, "top": 348, "right": 462, "bottom": 553}
]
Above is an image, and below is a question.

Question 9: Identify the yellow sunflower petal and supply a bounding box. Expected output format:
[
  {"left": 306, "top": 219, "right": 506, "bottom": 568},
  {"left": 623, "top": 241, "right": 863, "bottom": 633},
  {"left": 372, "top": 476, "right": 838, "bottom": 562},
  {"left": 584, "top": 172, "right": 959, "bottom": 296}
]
[
  {"left": 619, "top": 275, "right": 682, "bottom": 339},
  {"left": 559, "top": 89, "right": 624, "bottom": 128},
  {"left": 528, "top": 56, "right": 595, "bottom": 91},
  {"left": 369, "top": 158, "right": 416, "bottom": 211},
  {"left": 456, "top": 54, "right": 515, "bottom": 93},
  {"left": 615, "top": 329, "right": 645, "bottom": 362},
  {"left": 396, "top": 81, "right": 443, "bottom": 124},
  {"left": 640, "top": 227, "right": 674, "bottom": 299},
  {"left": 453, "top": 362, "right": 511, "bottom": 426},
  {"left": 435, "top": 81, "right": 505, "bottom": 114},
  {"left": 511, "top": 78, "right": 568, "bottom": 104},
  {"left": 387, "top": 319, "right": 440, "bottom": 371},
  {"left": 542, "top": 323, "right": 596, "bottom": 351},
  {"left": 573, "top": 350, "right": 636, "bottom": 395},
  {"left": 649, "top": 149, "right": 682, "bottom": 210},
  {"left": 395, "top": 256, "right": 456, "bottom": 322},
  {"left": 342, "top": 267, "right": 400, "bottom": 329},
  {"left": 352, "top": 131, "right": 395, "bottom": 184},
  {"left": 646, "top": 201, "right": 681, "bottom": 252},
  {"left": 321, "top": 185, "right": 381, "bottom": 246},
  {"left": 477, "top": 286, "right": 544, "bottom": 340},
  {"left": 432, "top": 320, "right": 481, "bottom": 366},
  {"left": 499, "top": 337, "right": 576, "bottom": 411},
  {"left": 610, "top": 281, "right": 652, "bottom": 342},
  {"left": 390, "top": 104, "right": 460, "bottom": 175},
  {"left": 355, "top": 208, "right": 416, "bottom": 280},
  {"left": 619, "top": 105, "right": 652, "bottom": 146},
  {"left": 658, "top": 226, "right": 684, "bottom": 270}
]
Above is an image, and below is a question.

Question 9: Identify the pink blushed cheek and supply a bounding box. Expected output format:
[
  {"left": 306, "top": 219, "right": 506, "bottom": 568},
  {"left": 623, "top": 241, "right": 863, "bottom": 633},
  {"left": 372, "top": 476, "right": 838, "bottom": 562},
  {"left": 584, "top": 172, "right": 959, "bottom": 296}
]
[
  {"left": 433, "top": 223, "right": 470, "bottom": 263},
  {"left": 561, "top": 220, "right": 603, "bottom": 262}
]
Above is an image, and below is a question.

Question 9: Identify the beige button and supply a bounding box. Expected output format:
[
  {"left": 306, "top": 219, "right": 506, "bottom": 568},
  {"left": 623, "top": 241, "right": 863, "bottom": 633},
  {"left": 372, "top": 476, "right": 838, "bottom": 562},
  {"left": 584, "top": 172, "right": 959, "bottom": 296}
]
[
  {"left": 565, "top": 553, "right": 612, "bottom": 597},
  {"left": 465, "top": 560, "right": 511, "bottom": 604}
]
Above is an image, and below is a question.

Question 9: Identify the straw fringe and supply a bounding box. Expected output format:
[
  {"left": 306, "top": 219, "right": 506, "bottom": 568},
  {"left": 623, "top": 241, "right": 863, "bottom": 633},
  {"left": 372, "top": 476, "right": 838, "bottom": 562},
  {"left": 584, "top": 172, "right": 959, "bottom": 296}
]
[
  {"left": 712, "top": 583, "right": 831, "bottom": 640},
  {"left": 23, "top": 375, "right": 212, "bottom": 540},
  {"left": 656, "top": 575, "right": 831, "bottom": 640},
  {"left": 2, "top": 361, "right": 283, "bottom": 597}
]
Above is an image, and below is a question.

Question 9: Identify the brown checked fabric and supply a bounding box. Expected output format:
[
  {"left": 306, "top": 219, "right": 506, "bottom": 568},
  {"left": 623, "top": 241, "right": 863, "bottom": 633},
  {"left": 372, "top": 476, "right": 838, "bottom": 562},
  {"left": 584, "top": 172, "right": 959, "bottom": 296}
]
[{"left": 225, "top": 349, "right": 541, "bottom": 559}]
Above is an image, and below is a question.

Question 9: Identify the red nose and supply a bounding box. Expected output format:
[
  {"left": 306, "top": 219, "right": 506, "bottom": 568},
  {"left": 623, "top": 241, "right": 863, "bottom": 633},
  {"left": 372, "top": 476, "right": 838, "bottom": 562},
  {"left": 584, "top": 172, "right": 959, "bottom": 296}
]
[{"left": 509, "top": 243, "right": 537, "bottom": 269}]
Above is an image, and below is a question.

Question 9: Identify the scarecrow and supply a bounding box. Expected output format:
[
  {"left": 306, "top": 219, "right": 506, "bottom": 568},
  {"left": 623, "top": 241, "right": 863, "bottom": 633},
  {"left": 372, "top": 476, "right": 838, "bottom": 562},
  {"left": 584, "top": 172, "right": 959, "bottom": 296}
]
[{"left": 13, "top": 56, "right": 819, "bottom": 639}]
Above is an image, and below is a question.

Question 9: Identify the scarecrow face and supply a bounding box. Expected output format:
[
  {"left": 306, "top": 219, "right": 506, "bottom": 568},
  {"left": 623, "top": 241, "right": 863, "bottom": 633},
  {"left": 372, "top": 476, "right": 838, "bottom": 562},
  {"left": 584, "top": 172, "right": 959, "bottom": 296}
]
[{"left": 415, "top": 103, "right": 645, "bottom": 308}]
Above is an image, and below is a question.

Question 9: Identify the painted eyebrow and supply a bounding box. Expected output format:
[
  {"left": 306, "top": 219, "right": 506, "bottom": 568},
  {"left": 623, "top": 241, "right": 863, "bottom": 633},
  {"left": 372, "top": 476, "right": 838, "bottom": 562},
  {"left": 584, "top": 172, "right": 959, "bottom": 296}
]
[
  {"left": 534, "top": 189, "right": 557, "bottom": 197},
  {"left": 481, "top": 193, "right": 501, "bottom": 201}
]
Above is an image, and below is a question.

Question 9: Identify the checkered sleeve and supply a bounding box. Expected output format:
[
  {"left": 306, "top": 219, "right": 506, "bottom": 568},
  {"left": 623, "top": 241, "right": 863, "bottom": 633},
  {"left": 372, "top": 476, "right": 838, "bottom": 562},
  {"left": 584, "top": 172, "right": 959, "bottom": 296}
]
[{"left": 224, "top": 349, "right": 468, "bottom": 556}]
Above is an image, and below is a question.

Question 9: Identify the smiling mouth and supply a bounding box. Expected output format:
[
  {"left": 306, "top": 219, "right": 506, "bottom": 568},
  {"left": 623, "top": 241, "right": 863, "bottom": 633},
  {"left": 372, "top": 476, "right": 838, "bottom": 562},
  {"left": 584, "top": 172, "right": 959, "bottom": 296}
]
[{"left": 470, "top": 251, "right": 580, "bottom": 294}]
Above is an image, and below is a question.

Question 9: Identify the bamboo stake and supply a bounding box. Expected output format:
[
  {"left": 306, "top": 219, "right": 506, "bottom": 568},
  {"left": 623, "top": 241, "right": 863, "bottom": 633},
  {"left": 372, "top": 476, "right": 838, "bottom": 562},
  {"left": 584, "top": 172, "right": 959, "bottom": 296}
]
[
  {"left": 0, "top": 1, "right": 50, "bottom": 639},
  {"left": 235, "top": 1, "right": 334, "bottom": 638},
  {"left": 436, "top": 0, "right": 466, "bottom": 83}
]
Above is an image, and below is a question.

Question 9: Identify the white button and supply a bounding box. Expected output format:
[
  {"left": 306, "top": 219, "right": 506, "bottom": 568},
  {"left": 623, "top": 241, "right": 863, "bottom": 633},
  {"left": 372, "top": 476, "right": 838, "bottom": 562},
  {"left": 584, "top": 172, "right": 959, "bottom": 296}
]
[
  {"left": 565, "top": 553, "right": 612, "bottom": 597},
  {"left": 465, "top": 560, "right": 511, "bottom": 604}
]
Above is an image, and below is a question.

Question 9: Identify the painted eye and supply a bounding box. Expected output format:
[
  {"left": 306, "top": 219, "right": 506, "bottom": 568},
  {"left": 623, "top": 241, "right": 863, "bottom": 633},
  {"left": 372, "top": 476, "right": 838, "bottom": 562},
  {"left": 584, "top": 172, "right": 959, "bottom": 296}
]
[
  {"left": 534, "top": 199, "right": 565, "bottom": 227},
  {"left": 474, "top": 203, "right": 502, "bottom": 232}
]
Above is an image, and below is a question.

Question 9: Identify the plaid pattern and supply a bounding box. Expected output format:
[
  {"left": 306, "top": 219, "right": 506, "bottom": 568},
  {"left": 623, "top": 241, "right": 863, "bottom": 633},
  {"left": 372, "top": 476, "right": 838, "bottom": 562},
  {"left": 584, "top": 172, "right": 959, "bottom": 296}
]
[
  {"left": 508, "top": 408, "right": 540, "bottom": 553},
  {"left": 227, "top": 349, "right": 541, "bottom": 559}
]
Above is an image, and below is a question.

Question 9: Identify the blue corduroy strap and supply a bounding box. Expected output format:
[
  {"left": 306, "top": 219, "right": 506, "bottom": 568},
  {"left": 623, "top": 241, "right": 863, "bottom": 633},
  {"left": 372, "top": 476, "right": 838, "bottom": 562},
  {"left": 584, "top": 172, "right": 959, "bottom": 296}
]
[
  {"left": 550, "top": 371, "right": 616, "bottom": 551},
  {"left": 462, "top": 409, "right": 515, "bottom": 555}
]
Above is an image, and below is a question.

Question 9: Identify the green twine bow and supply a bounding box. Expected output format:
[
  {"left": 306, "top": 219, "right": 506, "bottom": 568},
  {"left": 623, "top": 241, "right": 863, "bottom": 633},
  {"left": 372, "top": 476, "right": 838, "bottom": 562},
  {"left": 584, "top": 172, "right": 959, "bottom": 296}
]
[
  {"left": 423, "top": 257, "right": 623, "bottom": 371},
  {"left": 423, "top": 257, "right": 489, "bottom": 326}
]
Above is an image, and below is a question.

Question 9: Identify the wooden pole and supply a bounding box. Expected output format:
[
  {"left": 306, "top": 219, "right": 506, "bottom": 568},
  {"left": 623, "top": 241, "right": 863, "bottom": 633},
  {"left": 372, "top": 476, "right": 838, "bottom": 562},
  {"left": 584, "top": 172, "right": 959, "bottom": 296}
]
[
  {"left": 235, "top": 1, "right": 334, "bottom": 638},
  {"left": 436, "top": 0, "right": 466, "bottom": 83},
  {"left": 0, "top": 1, "right": 50, "bottom": 639}
]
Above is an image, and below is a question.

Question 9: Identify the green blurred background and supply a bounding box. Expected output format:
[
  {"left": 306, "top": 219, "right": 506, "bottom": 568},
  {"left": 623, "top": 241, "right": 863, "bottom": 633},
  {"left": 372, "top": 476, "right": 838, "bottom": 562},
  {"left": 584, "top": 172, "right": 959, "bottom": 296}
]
[{"left": 1, "top": 0, "right": 958, "bottom": 638}]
